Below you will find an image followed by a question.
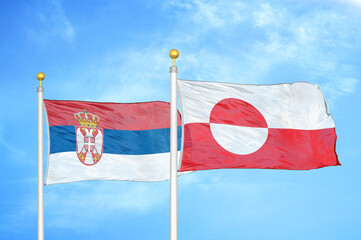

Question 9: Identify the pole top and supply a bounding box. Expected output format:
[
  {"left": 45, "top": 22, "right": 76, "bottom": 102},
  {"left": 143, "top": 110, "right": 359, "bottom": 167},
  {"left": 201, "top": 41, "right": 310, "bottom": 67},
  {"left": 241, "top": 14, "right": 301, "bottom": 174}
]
[
  {"left": 169, "top": 49, "right": 179, "bottom": 66},
  {"left": 36, "top": 72, "right": 45, "bottom": 87}
]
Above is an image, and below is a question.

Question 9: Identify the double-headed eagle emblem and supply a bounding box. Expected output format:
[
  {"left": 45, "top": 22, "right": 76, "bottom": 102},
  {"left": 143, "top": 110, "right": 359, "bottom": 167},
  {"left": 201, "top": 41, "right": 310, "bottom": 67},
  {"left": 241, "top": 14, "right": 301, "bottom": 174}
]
[{"left": 74, "top": 109, "right": 103, "bottom": 166}]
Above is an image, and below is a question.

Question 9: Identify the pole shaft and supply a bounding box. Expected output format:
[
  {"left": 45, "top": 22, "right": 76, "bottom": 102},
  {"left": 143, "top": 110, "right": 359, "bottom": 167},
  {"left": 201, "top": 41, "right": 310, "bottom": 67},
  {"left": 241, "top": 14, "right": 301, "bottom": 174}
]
[
  {"left": 37, "top": 86, "right": 44, "bottom": 240},
  {"left": 170, "top": 66, "right": 178, "bottom": 240}
]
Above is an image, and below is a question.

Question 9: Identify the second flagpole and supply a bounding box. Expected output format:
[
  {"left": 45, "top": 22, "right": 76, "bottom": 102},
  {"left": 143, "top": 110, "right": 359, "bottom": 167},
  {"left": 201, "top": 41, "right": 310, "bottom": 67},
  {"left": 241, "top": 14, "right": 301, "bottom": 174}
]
[
  {"left": 37, "top": 72, "right": 45, "bottom": 240},
  {"left": 169, "top": 49, "right": 179, "bottom": 240}
]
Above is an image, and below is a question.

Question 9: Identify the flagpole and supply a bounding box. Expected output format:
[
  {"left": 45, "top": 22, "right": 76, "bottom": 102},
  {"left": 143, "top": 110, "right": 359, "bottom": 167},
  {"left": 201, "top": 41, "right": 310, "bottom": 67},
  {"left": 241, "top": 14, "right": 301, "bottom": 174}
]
[
  {"left": 169, "top": 49, "right": 179, "bottom": 240},
  {"left": 37, "top": 72, "right": 45, "bottom": 240}
]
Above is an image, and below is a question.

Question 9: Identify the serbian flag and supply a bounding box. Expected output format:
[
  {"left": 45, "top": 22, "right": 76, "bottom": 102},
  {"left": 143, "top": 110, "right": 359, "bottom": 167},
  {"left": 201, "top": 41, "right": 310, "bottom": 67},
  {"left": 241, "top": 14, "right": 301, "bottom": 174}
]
[
  {"left": 177, "top": 80, "right": 340, "bottom": 172},
  {"left": 44, "top": 100, "right": 181, "bottom": 185}
]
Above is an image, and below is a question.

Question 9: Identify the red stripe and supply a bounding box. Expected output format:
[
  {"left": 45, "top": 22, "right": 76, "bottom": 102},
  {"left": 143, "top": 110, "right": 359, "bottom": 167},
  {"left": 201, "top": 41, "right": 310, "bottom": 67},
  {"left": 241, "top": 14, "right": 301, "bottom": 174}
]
[
  {"left": 180, "top": 123, "right": 339, "bottom": 171},
  {"left": 44, "top": 100, "right": 181, "bottom": 130}
]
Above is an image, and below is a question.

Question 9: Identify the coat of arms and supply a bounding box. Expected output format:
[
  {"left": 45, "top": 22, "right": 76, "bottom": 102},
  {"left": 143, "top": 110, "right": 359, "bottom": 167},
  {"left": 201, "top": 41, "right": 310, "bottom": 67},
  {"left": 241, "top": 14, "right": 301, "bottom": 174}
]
[{"left": 74, "top": 109, "right": 103, "bottom": 166}]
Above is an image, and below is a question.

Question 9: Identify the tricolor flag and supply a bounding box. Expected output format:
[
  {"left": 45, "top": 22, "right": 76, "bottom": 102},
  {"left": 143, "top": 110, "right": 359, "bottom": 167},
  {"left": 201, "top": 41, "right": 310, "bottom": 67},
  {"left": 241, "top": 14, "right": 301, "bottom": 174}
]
[
  {"left": 177, "top": 80, "right": 340, "bottom": 171},
  {"left": 44, "top": 100, "right": 181, "bottom": 184}
]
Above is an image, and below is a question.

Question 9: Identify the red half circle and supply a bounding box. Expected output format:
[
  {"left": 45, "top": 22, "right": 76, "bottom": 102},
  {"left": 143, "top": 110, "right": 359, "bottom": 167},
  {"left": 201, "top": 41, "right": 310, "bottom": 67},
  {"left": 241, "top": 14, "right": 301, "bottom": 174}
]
[{"left": 210, "top": 98, "right": 267, "bottom": 128}]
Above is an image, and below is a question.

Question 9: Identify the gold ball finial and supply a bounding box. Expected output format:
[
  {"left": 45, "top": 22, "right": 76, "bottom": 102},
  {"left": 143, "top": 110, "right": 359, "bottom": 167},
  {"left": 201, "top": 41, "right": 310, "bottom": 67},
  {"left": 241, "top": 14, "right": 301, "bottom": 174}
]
[
  {"left": 37, "top": 72, "right": 45, "bottom": 87},
  {"left": 169, "top": 49, "right": 179, "bottom": 59},
  {"left": 169, "top": 49, "right": 179, "bottom": 66},
  {"left": 37, "top": 72, "right": 45, "bottom": 81}
]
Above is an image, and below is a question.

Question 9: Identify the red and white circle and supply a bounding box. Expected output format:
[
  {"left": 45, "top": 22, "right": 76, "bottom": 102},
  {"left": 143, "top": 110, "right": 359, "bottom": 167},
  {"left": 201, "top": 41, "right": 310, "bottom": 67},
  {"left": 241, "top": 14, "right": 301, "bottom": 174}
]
[{"left": 210, "top": 98, "right": 268, "bottom": 155}]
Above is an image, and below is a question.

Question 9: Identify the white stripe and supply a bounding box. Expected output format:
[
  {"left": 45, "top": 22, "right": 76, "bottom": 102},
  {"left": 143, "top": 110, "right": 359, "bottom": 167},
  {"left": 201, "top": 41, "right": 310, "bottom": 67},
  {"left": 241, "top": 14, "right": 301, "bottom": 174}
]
[
  {"left": 45, "top": 151, "right": 181, "bottom": 185},
  {"left": 178, "top": 80, "right": 334, "bottom": 130}
]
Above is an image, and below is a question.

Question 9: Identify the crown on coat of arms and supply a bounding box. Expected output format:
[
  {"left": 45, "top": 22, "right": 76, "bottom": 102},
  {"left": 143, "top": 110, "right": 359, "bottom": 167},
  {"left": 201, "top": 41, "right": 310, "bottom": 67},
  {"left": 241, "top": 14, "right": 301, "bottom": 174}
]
[{"left": 74, "top": 109, "right": 99, "bottom": 128}]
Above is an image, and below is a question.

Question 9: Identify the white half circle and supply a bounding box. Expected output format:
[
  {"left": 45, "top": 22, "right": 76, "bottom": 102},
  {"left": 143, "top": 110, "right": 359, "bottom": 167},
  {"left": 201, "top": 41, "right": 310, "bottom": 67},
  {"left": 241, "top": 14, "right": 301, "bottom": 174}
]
[{"left": 210, "top": 123, "right": 268, "bottom": 155}]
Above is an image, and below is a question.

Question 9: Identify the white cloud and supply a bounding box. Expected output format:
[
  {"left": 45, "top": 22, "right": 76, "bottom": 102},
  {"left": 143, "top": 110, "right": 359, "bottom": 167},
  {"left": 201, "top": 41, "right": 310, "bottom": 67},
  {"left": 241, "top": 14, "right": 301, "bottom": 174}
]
[
  {"left": 111, "top": 1, "right": 360, "bottom": 108},
  {"left": 253, "top": 2, "right": 284, "bottom": 28},
  {"left": 3, "top": 173, "right": 196, "bottom": 231},
  {"left": 338, "top": 78, "right": 359, "bottom": 93},
  {"left": 88, "top": 47, "right": 172, "bottom": 103},
  {"left": 0, "top": 127, "right": 26, "bottom": 161},
  {"left": 333, "top": 0, "right": 361, "bottom": 7},
  {"left": 248, "top": 3, "right": 361, "bottom": 108},
  {"left": 320, "top": 77, "right": 359, "bottom": 108},
  {"left": 48, "top": 1, "right": 360, "bottom": 109},
  {"left": 29, "top": 0, "right": 75, "bottom": 43},
  {"left": 4, "top": 181, "right": 168, "bottom": 231},
  {"left": 43, "top": 175, "right": 198, "bottom": 230},
  {"left": 165, "top": 0, "right": 246, "bottom": 28},
  {"left": 44, "top": 183, "right": 167, "bottom": 229}
]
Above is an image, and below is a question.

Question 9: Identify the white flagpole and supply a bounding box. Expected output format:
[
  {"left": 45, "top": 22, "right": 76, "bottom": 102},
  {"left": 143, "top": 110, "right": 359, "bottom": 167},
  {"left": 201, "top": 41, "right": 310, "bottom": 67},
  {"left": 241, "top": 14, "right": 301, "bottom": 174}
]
[
  {"left": 37, "top": 72, "right": 45, "bottom": 240},
  {"left": 169, "top": 49, "right": 179, "bottom": 240}
]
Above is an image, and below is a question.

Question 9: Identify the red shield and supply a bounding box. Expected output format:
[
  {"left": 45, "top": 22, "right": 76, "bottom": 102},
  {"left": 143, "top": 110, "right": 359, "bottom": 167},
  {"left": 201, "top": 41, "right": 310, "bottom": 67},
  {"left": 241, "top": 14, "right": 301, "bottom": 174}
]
[{"left": 76, "top": 126, "right": 103, "bottom": 166}]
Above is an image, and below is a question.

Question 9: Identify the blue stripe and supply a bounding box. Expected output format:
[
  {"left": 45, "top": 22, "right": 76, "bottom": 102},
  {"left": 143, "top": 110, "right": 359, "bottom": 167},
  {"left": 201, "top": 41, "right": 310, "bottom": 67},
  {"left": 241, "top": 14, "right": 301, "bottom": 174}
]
[
  {"left": 49, "top": 125, "right": 182, "bottom": 155},
  {"left": 49, "top": 126, "right": 76, "bottom": 154}
]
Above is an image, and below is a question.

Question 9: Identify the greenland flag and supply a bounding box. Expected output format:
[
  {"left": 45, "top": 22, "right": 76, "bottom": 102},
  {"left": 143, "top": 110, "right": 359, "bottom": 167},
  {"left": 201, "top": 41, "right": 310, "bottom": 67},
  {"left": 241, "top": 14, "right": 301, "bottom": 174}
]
[{"left": 177, "top": 80, "right": 340, "bottom": 172}]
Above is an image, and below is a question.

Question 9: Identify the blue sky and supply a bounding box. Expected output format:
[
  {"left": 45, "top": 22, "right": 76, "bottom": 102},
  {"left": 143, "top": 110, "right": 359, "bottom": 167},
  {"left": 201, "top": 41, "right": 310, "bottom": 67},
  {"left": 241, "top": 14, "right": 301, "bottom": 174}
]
[{"left": 1, "top": 0, "right": 361, "bottom": 239}]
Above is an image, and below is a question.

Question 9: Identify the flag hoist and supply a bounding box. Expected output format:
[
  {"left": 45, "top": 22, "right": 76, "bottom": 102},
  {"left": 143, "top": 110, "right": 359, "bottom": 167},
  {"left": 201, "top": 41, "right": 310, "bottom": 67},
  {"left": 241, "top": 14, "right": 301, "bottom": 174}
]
[
  {"left": 169, "top": 49, "right": 179, "bottom": 240},
  {"left": 37, "top": 72, "right": 45, "bottom": 240}
]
